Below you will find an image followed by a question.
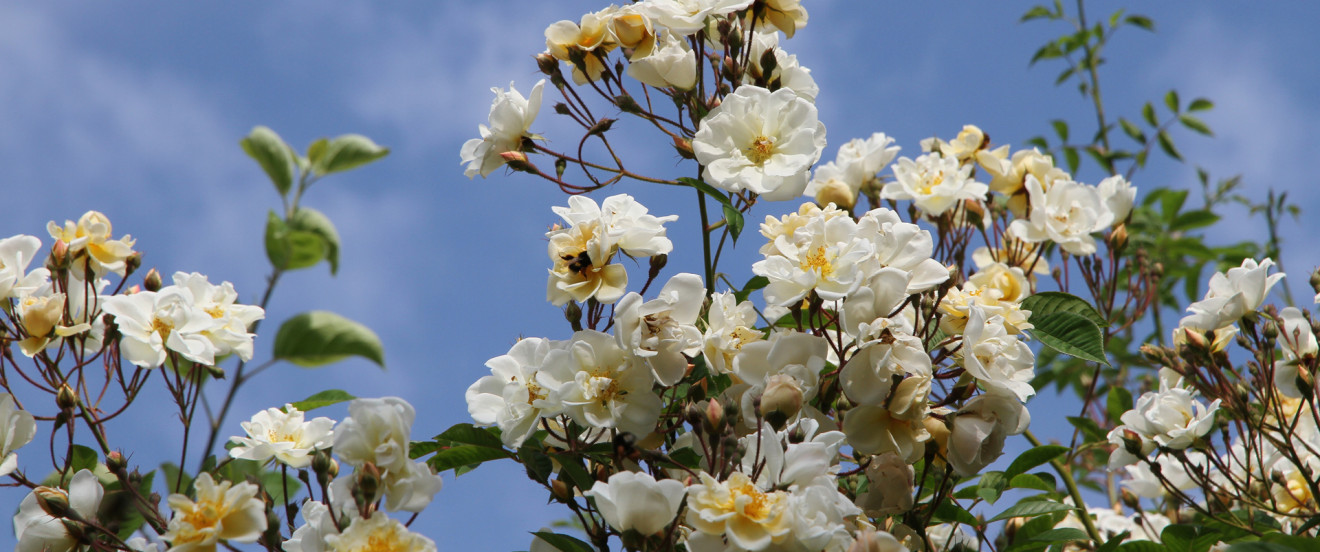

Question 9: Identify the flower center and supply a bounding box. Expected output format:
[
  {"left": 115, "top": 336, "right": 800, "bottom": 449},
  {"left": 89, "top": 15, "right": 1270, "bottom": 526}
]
[
  {"left": 205, "top": 305, "right": 226, "bottom": 319},
  {"left": 919, "top": 171, "right": 945, "bottom": 195},
  {"left": 179, "top": 503, "right": 222, "bottom": 541},
  {"left": 803, "top": 245, "right": 833, "bottom": 277},
  {"left": 151, "top": 316, "right": 174, "bottom": 343},
  {"left": 745, "top": 136, "right": 775, "bottom": 165},
  {"left": 362, "top": 531, "right": 408, "bottom": 552}
]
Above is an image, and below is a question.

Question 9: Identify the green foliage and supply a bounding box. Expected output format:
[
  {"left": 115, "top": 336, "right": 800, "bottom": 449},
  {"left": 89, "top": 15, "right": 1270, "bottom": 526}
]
[
  {"left": 289, "top": 389, "right": 356, "bottom": 412},
  {"left": 1024, "top": 292, "right": 1108, "bottom": 365},
  {"left": 241, "top": 126, "right": 295, "bottom": 196},
  {"left": 273, "top": 310, "right": 386, "bottom": 368}
]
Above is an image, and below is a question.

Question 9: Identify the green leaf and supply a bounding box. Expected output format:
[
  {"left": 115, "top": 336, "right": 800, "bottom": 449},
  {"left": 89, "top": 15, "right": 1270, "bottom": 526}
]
[
  {"left": 287, "top": 207, "right": 342, "bottom": 274},
  {"left": 978, "top": 471, "right": 1009, "bottom": 504},
  {"left": 265, "top": 211, "right": 327, "bottom": 271},
  {"left": 1142, "top": 102, "right": 1158, "bottom": 127},
  {"left": 1125, "top": 15, "right": 1155, "bottom": 31},
  {"left": 159, "top": 462, "right": 193, "bottom": 495},
  {"left": 1063, "top": 147, "right": 1080, "bottom": 175},
  {"left": 1178, "top": 115, "right": 1213, "bottom": 137},
  {"left": 1066, "top": 416, "right": 1107, "bottom": 443},
  {"left": 426, "top": 445, "right": 514, "bottom": 473},
  {"left": 1029, "top": 311, "right": 1109, "bottom": 365},
  {"left": 1119, "top": 118, "right": 1146, "bottom": 143},
  {"left": 736, "top": 276, "right": 770, "bottom": 303},
  {"left": 312, "top": 134, "right": 389, "bottom": 175},
  {"left": 1165, "top": 90, "right": 1181, "bottom": 113},
  {"left": 289, "top": 389, "right": 356, "bottom": 412},
  {"left": 1052, "top": 120, "right": 1070, "bottom": 142},
  {"left": 70, "top": 444, "right": 99, "bottom": 472},
  {"left": 532, "top": 531, "right": 596, "bottom": 552},
  {"left": 307, "top": 138, "right": 329, "bottom": 166},
  {"left": 1005, "top": 445, "right": 1069, "bottom": 479},
  {"left": 1227, "top": 544, "right": 1303, "bottom": 552},
  {"left": 240, "top": 126, "right": 295, "bottom": 196},
  {"left": 1022, "top": 292, "right": 1106, "bottom": 326},
  {"left": 1106, "top": 387, "right": 1133, "bottom": 422},
  {"left": 1260, "top": 534, "right": 1320, "bottom": 552},
  {"left": 1021, "top": 5, "right": 1054, "bottom": 22},
  {"left": 1170, "top": 210, "right": 1220, "bottom": 232},
  {"left": 519, "top": 443, "right": 553, "bottom": 485},
  {"left": 1187, "top": 98, "right": 1214, "bottom": 112},
  {"left": 261, "top": 470, "right": 302, "bottom": 504},
  {"left": 435, "top": 423, "right": 505, "bottom": 449},
  {"left": 990, "top": 499, "right": 1074, "bottom": 522},
  {"left": 1030, "top": 528, "right": 1089, "bottom": 543},
  {"left": 273, "top": 311, "right": 385, "bottom": 368},
  {"left": 552, "top": 453, "right": 596, "bottom": 492},
  {"left": 723, "top": 203, "right": 745, "bottom": 242},
  {"left": 1158, "top": 130, "right": 1183, "bottom": 161},
  {"left": 1118, "top": 541, "right": 1167, "bottom": 552},
  {"left": 1009, "top": 473, "right": 1056, "bottom": 492},
  {"left": 932, "top": 500, "right": 979, "bottom": 526}
]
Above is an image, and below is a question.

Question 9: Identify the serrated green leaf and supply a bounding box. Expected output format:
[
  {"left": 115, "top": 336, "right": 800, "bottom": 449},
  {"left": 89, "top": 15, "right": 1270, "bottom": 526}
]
[
  {"left": 427, "top": 445, "right": 514, "bottom": 473},
  {"left": 287, "top": 207, "right": 342, "bottom": 274},
  {"left": 241, "top": 126, "right": 294, "bottom": 196},
  {"left": 723, "top": 203, "right": 744, "bottom": 243},
  {"left": 1030, "top": 311, "right": 1109, "bottom": 365},
  {"left": 990, "top": 499, "right": 1074, "bottom": 522},
  {"left": 1118, "top": 541, "right": 1167, "bottom": 552},
  {"left": 736, "top": 276, "right": 770, "bottom": 303},
  {"left": 520, "top": 443, "right": 553, "bottom": 484},
  {"left": 273, "top": 311, "right": 385, "bottom": 368},
  {"left": 532, "top": 531, "right": 596, "bottom": 552},
  {"left": 552, "top": 453, "right": 595, "bottom": 492},
  {"left": 1187, "top": 98, "right": 1214, "bottom": 112},
  {"left": 933, "top": 500, "right": 979, "bottom": 526},
  {"left": 1006, "top": 445, "right": 1069, "bottom": 479},
  {"left": 1009, "top": 473, "right": 1055, "bottom": 492},
  {"left": 1178, "top": 115, "right": 1213, "bottom": 137},
  {"left": 435, "top": 423, "right": 505, "bottom": 449},
  {"left": 70, "top": 444, "right": 99, "bottom": 472},
  {"left": 312, "top": 134, "right": 389, "bottom": 175},
  {"left": 289, "top": 389, "right": 355, "bottom": 412},
  {"left": 1022, "top": 292, "right": 1106, "bottom": 326},
  {"left": 1030, "top": 528, "right": 1089, "bottom": 543},
  {"left": 979, "top": 471, "right": 1009, "bottom": 504}
]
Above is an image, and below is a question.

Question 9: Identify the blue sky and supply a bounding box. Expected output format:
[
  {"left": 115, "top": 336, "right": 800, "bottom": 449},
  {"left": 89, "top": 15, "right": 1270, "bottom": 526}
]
[{"left": 2, "top": 1, "right": 1319, "bottom": 550}]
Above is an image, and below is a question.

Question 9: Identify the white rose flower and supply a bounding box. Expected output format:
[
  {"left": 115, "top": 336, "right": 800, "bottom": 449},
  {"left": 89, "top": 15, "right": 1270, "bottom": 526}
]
[
  {"left": 467, "top": 337, "right": 566, "bottom": 448},
  {"left": 852, "top": 528, "right": 911, "bottom": 552},
  {"left": 101, "top": 286, "right": 218, "bottom": 367},
  {"left": 693, "top": 85, "right": 827, "bottom": 201},
  {"left": 615, "top": 273, "right": 705, "bottom": 385},
  {"left": 538, "top": 330, "right": 662, "bottom": 436},
  {"left": 734, "top": 332, "right": 827, "bottom": 426},
  {"left": 1096, "top": 174, "right": 1137, "bottom": 223},
  {"left": 0, "top": 393, "right": 36, "bottom": 477},
  {"left": 842, "top": 268, "right": 917, "bottom": 342},
  {"left": 842, "top": 405, "right": 929, "bottom": 464},
  {"left": 1119, "top": 376, "right": 1220, "bottom": 451},
  {"left": 946, "top": 392, "right": 1031, "bottom": 477},
  {"left": 627, "top": 31, "right": 697, "bottom": 90},
  {"left": 326, "top": 512, "right": 436, "bottom": 552},
  {"left": 640, "top": 0, "right": 753, "bottom": 35},
  {"left": 545, "top": 9, "right": 616, "bottom": 84},
  {"left": 925, "top": 523, "right": 978, "bottom": 552},
  {"left": 753, "top": 213, "right": 874, "bottom": 305},
  {"left": 1120, "top": 451, "right": 1205, "bottom": 499},
  {"left": 48, "top": 211, "right": 137, "bottom": 276},
  {"left": 1007, "top": 176, "right": 1110, "bottom": 255},
  {"left": 333, "top": 397, "right": 443, "bottom": 512},
  {"left": 1273, "top": 307, "right": 1317, "bottom": 398},
  {"left": 163, "top": 472, "right": 266, "bottom": 551},
  {"left": 749, "top": 0, "right": 808, "bottom": 38},
  {"left": 171, "top": 272, "right": 265, "bottom": 361},
  {"left": 585, "top": 471, "right": 686, "bottom": 535},
  {"left": 546, "top": 194, "right": 676, "bottom": 306},
  {"left": 703, "top": 291, "right": 765, "bottom": 375},
  {"left": 284, "top": 500, "right": 339, "bottom": 552},
  {"left": 686, "top": 471, "right": 793, "bottom": 551},
  {"left": 460, "top": 79, "right": 545, "bottom": 178},
  {"left": 228, "top": 404, "right": 334, "bottom": 469},
  {"left": 882, "top": 152, "right": 987, "bottom": 216},
  {"left": 15, "top": 470, "right": 103, "bottom": 552},
  {"left": 1183, "top": 257, "right": 1286, "bottom": 331},
  {"left": 840, "top": 333, "right": 930, "bottom": 407},
  {"left": 856, "top": 452, "right": 915, "bottom": 515},
  {"left": 744, "top": 32, "right": 818, "bottom": 102},
  {"left": 854, "top": 208, "right": 950, "bottom": 293},
  {"left": 739, "top": 419, "right": 846, "bottom": 490},
  {"left": 959, "top": 307, "right": 1037, "bottom": 402},
  {"left": 0, "top": 234, "right": 49, "bottom": 301},
  {"left": 612, "top": 6, "right": 658, "bottom": 57}
]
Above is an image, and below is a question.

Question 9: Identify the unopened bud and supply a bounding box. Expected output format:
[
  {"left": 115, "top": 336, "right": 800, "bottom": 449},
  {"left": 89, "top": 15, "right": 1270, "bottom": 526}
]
[
  {"left": 759, "top": 375, "right": 804, "bottom": 430},
  {"left": 124, "top": 252, "right": 143, "bottom": 276},
  {"left": 1110, "top": 224, "right": 1129, "bottom": 252},
  {"left": 613, "top": 94, "right": 641, "bottom": 114},
  {"left": 34, "top": 487, "right": 72, "bottom": 519},
  {"left": 550, "top": 478, "right": 573, "bottom": 503},
  {"left": 1182, "top": 327, "right": 1209, "bottom": 351},
  {"left": 143, "top": 268, "right": 163, "bottom": 292},
  {"left": 499, "top": 151, "right": 534, "bottom": 173},
  {"left": 354, "top": 462, "right": 381, "bottom": 507},
  {"left": 672, "top": 136, "right": 695, "bottom": 160},
  {"left": 648, "top": 254, "right": 668, "bottom": 280},
  {"left": 62, "top": 519, "right": 88, "bottom": 544},
  {"left": 56, "top": 383, "right": 78, "bottom": 410},
  {"left": 535, "top": 53, "right": 559, "bottom": 76},
  {"left": 703, "top": 398, "right": 724, "bottom": 434},
  {"left": 1121, "top": 488, "right": 1140, "bottom": 510},
  {"left": 564, "top": 302, "right": 583, "bottom": 332},
  {"left": 48, "top": 240, "right": 70, "bottom": 272},
  {"left": 106, "top": 451, "right": 128, "bottom": 474},
  {"left": 685, "top": 401, "right": 704, "bottom": 430},
  {"left": 313, "top": 449, "right": 338, "bottom": 484},
  {"left": 1263, "top": 321, "right": 1280, "bottom": 340},
  {"left": 1121, "top": 429, "right": 1145, "bottom": 456},
  {"left": 1310, "top": 268, "right": 1320, "bottom": 297}
]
